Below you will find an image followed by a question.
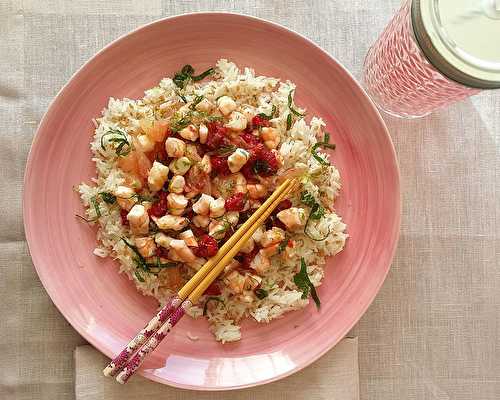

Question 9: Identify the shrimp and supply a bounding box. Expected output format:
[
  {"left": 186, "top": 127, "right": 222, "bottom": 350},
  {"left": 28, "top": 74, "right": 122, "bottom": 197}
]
[
  {"left": 276, "top": 207, "right": 306, "bottom": 231},
  {"left": 249, "top": 250, "right": 271, "bottom": 275},
  {"left": 246, "top": 183, "right": 267, "bottom": 199},
  {"left": 223, "top": 270, "right": 246, "bottom": 294},
  {"left": 260, "top": 127, "right": 280, "bottom": 149},
  {"left": 134, "top": 237, "right": 157, "bottom": 258},
  {"left": 259, "top": 227, "right": 286, "bottom": 247},
  {"left": 185, "top": 162, "right": 211, "bottom": 195},
  {"left": 212, "top": 173, "right": 247, "bottom": 199},
  {"left": 170, "top": 239, "right": 197, "bottom": 263},
  {"left": 127, "top": 205, "right": 149, "bottom": 235}
]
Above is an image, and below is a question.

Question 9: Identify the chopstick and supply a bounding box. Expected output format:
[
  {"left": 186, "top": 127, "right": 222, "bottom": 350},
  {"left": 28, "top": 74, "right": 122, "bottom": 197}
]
[
  {"left": 103, "top": 178, "right": 296, "bottom": 378},
  {"left": 114, "top": 178, "right": 298, "bottom": 383}
]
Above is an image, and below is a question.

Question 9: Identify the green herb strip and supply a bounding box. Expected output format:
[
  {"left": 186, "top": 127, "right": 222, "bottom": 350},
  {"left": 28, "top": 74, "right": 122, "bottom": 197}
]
[
  {"left": 311, "top": 132, "right": 336, "bottom": 166},
  {"left": 205, "top": 115, "right": 223, "bottom": 122},
  {"left": 257, "top": 104, "right": 277, "bottom": 120},
  {"left": 170, "top": 115, "right": 192, "bottom": 132},
  {"left": 255, "top": 288, "right": 268, "bottom": 299},
  {"left": 173, "top": 64, "right": 214, "bottom": 89},
  {"left": 192, "top": 68, "right": 215, "bottom": 81},
  {"left": 286, "top": 113, "right": 293, "bottom": 131},
  {"left": 304, "top": 218, "right": 330, "bottom": 242},
  {"left": 214, "top": 144, "right": 236, "bottom": 156},
  {"left": 90, "top": 196, "right": 101, "bottom": 218},
  {"left": 252, "top": 159, "right": 271, "bottom": 175},
  {"left": 301, "top": 191, "right": 330, "bottom": 241},
  {"left": 99, "top": 192, "right": 116, "bottom": 204},
  {"left": 293, "top": 258, "right": 320, "bottom": 309},
  {"left": 76, "top": 192, "right": 115, "bottom": 223},
  {"left": 212, "top": 220, "right": 232, "bottom": 238},
  {"left": 203, "top": 297, "right": 224, "bottom": 316},
  {"left": 176, "top": 91, "right": 187, "bottom": 103},
  {"left": 148, "top": 220, "right": 159, "bottom": 234},
  {"left": 170, "top": 110, "right": 221, "bottom": 132},
  {"left": 288, "top": 90, "right": 305, "bottom": 117},
  {"left": 121, "top": 238, "right": 177, "bottom": 273},
  {"left": 100, "top": 129, "right": 131, "bottom": 157},
  {"left": 300, "top": 191, "right": 317, "bottom": 208},
  {"left": 136, "top": 193, "right": 159, "bottom": 203},
  {"left": 278, "top": 237, "right": 289, "bottom": 254},
  {"left": 75, "top": 214, "right": 96, "bottom": 223},
  {"left": 189, "top": 95, "right": 205, "bottom": 110},
  {"left": 134, "top": 270, "right": 145, "bottom": 282}
]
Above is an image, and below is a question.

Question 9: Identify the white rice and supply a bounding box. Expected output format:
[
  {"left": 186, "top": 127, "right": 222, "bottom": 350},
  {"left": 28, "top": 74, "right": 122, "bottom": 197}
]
[{"left": 78, "top": 59, "right": 347, "bottom": 343}]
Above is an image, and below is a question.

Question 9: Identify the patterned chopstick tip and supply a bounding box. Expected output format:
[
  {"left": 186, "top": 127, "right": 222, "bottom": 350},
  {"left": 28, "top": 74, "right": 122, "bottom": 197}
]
[
  {"left": 116, "top": 300, "right": 192, "bottom": 384},
  {"left": 103, "top": 296, "right": 182, "bottom": 377},
  {"left": 109, "top": 179, "right": 298, "bottom": 383}
]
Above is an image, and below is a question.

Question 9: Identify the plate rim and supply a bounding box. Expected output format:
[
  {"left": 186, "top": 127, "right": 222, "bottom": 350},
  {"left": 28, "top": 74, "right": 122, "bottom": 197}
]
[{"left": 23, "top": 12, "right": 401, "bottom": 390}]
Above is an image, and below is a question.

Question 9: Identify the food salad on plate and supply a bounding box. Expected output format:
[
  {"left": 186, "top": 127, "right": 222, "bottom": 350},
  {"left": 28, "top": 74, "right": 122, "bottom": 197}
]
[{"left": 78, "top": 59, "right": 347, "bottom": 343}]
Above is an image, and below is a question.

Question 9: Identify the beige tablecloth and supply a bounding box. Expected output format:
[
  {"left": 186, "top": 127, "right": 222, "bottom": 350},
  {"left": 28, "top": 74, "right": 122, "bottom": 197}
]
[
  {"left": 74, "top": 338, "right": 358, "bottom": 400},
  {"left": 1, "top": 1, "right": 499, "bottom": 399}
]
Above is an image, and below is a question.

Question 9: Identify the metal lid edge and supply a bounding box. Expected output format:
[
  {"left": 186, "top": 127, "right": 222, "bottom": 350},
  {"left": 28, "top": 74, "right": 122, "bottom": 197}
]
[{"left": 411, "top": 0, "right": 500, "bottom": 90}]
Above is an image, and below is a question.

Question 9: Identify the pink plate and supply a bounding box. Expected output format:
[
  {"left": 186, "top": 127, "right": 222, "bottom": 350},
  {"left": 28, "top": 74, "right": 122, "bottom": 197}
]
[{"left": 23, "top": 13, "right": 400, "bottom": 390}]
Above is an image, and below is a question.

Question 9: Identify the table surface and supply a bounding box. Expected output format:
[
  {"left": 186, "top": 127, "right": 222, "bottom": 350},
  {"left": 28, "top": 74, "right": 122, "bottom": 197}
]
[{"left": 1, "top": 1, "right": 499, "bottom": 399}]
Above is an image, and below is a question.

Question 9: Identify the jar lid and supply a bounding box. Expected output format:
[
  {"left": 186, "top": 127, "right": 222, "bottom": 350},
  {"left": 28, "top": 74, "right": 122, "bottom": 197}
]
[{"left": 412, "top": 0, "right": 500, "bottom": 89}]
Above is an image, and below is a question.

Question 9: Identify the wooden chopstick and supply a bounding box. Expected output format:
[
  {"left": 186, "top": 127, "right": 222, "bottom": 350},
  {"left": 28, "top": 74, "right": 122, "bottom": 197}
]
[
  {"left": 103, "top": 178, "right": 295, "bottom": 378},
  {"left": 189, "top": 179, "right": 299, "bottom": 303},
  {"left": 178, "top": 178, "right": 294, "bottom": 299},
  {"left": 114, "top": 178, "right": 298, "bottom": 384}
]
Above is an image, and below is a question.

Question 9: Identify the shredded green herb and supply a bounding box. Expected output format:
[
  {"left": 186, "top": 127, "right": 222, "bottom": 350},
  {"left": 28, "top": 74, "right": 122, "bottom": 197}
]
[
  {"left": 301, "top": 192, "right": 325, "bottom": 221},
  {"left": 76, "top": 192, "right": 116, "bottom": 223},
  {"left": 75, "top": 214, "right": 95, "bottom": 223},
  {"left": 100, "top": 129, "right": 132, "bottom": 157},
  {"left": 293, "top": 258, "right": 320, "bottom": 309},
  {"left": 215, "top": 144, "right": 236, "bottom": 156},
  {"left": 300, "top": 191, "right": 317, "bottom": 208},
  {"left": 288, "top": 90, "right": 305, "bottom": 117},
  {"left": 252, "top": 159, "right": 271, "bottom": 175},
  {"left": 170, "top": 114, "right": 192, "bottom": 132},
  {"left": 278, "top": 237, "right": 289, "bottom": 254},
  {"left": 203, "top": 297, "right": 224, "bottom": 316},
  {"left": 309, "top": 205, "right": 325, "bottom": 220},
  {"left": 122, "top": 238, "right": 177, "bottom": 273},
  {"left": 255, "top": 288, "right": 268, "bottom": 299},
  {"left": 134, "top": 270, "right": 145, "bottom": 282},
  {"left": 311, "top": 132, "right": 336, "bottom": 166},
  {"left": 205, "top": 114, "right": 223, "bottom": 122},
  {"left": 173, "top": 65, "right": 193, "bottom": 89},
  {"left": 136, "top": 193, "right": 159, "bottom": 203},
  {"left": 192, "top": 68, "right": 215, "bottom": 81},
  {"left": 176, "top": 91, "right": 187, "bottom": 103},
  {"left": 122, "top": 237, "right": 147, "bottom": 265},
  {"left": 257, "top": 105, "right": 277, "bottom": 120},
  {"left": 189, "top": 95, "right": 205, "bottom": 110},
  {"left": 148, "top": 220, "right": 159, "bottom": 234},
  {"left": 212, "top": 220, "right": 233, "bottom": 238},
  {"left": 173, "top": 64, "right": 215, "bottom": 89},
  {"left": 286, "top": 113, "right": 293, "bottom": 131},
  {"left": 90, "top": 196, "right": 101, "bottom": 218},
  {"left": 301, "top": 191, "right": 329, "bottom": 241},
  {"left": 170, "top": 109, "right": 221, "bottom": 132},
  {"left": 99, "top": 192, "right": 116, "bottom": 204}
]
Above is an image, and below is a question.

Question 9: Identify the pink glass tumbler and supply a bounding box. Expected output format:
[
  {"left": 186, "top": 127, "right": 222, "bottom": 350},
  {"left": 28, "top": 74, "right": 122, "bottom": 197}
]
[{"left": 363, "top": 0, "right": 500, "bottom": 118}]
